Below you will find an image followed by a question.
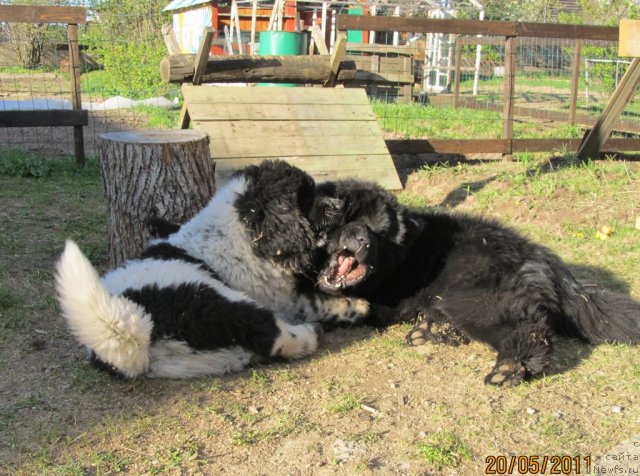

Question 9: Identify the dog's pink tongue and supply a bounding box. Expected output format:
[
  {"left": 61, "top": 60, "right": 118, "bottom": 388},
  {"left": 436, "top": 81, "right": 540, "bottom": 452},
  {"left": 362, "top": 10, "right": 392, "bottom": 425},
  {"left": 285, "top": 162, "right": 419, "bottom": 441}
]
[{"left": 337, "top": 255, "right": 354, "bottom": 276}]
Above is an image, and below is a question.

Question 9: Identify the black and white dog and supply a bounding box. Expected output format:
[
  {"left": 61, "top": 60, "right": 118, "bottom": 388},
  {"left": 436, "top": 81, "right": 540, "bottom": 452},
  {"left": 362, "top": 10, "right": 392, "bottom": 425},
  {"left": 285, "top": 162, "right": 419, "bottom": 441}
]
[
  {"left": 315, "top": 180, "right": 640, "bottom": 386},
  {"left": 55, "top": 161, "right": 368, "bottom": 379}
]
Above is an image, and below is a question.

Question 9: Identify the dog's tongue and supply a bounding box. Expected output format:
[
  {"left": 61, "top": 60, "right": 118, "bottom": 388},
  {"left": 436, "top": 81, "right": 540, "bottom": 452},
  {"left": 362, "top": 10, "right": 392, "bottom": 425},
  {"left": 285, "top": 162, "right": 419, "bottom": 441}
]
[{"left": 337, "top": 254, "right": 354, "bottom": 277}]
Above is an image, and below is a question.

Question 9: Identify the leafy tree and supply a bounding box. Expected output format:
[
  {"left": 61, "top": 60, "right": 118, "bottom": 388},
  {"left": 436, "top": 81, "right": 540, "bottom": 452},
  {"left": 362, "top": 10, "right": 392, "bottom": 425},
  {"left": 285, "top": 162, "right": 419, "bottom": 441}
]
[{"left": 82, "top": 0, "right": 170, "bottom": 97}]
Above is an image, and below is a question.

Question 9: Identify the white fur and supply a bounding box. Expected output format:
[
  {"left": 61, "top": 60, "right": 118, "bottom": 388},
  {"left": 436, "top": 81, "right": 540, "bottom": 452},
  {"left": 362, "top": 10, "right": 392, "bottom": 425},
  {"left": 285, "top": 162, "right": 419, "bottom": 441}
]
[
  {"left": 55, "top": 240, "right": 153, "bottom": 378},
  {"left": 147, "top": 341, "right": 253, "bottom": 378},
  {"left": 101, "top": 258, "right": 256, "bottom": 306},
  {"left": 271, "top": 321, "right": 320, "bottom": 359},
  {"left": 168, "top": 176, "right": 297, "bottom": 311}
]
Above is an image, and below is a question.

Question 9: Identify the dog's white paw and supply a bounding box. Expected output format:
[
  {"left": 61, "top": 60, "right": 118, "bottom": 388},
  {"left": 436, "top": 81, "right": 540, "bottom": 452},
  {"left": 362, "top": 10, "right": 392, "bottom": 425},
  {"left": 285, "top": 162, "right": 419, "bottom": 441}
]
[{"left": 271, "top": 321, "right": 322, "bottom": 359}]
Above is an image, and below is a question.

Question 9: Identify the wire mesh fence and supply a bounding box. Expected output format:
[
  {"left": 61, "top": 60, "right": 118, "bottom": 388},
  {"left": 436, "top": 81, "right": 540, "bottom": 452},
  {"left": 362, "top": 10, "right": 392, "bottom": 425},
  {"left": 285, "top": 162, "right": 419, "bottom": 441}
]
[{"left": 0, "top": 1, "right": 638, "bottom": 160}]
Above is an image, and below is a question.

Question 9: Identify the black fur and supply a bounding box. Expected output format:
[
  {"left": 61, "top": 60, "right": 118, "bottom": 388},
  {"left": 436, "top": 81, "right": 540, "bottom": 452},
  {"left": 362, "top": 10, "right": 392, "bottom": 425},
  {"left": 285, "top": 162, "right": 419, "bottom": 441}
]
[
  {"left": 141, "top": 242, "right": 223, "bottom": 281},
  {"left": 316, "top": 180, "right": 640, "bottom": 386},
  {"left": 122, "top": 283, "right": 281, "bottom": 358}
]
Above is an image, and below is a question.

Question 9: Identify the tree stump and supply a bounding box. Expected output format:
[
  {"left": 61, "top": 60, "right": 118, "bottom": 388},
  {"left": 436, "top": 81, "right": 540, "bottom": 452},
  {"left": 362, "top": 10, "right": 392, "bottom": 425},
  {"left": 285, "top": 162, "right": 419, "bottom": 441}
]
[{"left": 97, "top": 129, "right": 215, "bottom": 268}]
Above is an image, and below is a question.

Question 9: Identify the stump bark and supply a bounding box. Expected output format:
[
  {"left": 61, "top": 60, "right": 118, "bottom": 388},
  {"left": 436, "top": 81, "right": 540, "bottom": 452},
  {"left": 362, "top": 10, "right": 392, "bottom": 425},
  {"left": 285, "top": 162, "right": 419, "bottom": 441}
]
[{"left": 98, "top": 129, "right": 215, "bottom": 268}]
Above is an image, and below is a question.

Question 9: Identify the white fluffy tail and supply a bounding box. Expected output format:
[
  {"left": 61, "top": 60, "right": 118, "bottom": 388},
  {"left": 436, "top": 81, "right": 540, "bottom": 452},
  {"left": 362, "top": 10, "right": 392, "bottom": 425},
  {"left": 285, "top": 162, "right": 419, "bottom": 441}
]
[{"left": 55, "top": 240, "right": 153, "bottom": 378}]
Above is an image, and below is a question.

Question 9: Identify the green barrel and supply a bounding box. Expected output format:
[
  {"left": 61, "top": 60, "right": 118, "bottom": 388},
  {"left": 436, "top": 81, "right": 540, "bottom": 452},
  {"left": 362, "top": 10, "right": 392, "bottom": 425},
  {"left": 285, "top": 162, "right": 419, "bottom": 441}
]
[{"left": 258, "top": 31, "right": 306, "bottom": 87}]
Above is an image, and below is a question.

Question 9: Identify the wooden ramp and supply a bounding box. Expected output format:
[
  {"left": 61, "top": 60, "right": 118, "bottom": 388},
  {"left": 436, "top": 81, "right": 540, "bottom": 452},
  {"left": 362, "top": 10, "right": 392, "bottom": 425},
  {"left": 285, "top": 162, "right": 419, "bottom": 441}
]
[{"left": 181, "top": 84, "right": 402, "bottom": 189}]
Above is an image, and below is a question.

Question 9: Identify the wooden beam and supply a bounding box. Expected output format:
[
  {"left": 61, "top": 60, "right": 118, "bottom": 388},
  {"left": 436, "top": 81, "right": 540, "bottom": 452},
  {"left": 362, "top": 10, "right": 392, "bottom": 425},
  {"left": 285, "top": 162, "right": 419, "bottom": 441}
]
[
  {"left": 0, "top": 5, "right": 86, "bottom": 24},
  {"left": 0, "top": 110, "right": 88, "bottom": 128},
  {"left": 453, "top": 36, "right": 462, "bottom": 108},
  {"left": 385, "top": 138, "right": 640, "bottom": 155},
  {"left": 502, "top": 36, "right": 516, "bottom": 160},
  {"left": 577, "top": 57, "right": 640, "bottom": 160},
  {"left": 569, "top": 40, "right": 582, "bottom": 126},
  {"left": 161, "top": 54, "right": 357, "bottom": 85},
  {"left": 336, "top": 15, "right": 618, "bottom": 41},
  {"left": 619, "top": 19, "right": 640, "bottom": 57},
  {"left": 311, "top": 25, "right": 329, "bottom": 55},
  {"left": 162, "top": 24, "right": 181, "bottom": 55},
  {"left": 325, "top": 35, "right": 347, "bottom": 87},
  {"left": 193, "top": 27, "right": 214, "bottom": 85},
  {"left": 68, "top": 23, "right": 85, "bottom": 167}
]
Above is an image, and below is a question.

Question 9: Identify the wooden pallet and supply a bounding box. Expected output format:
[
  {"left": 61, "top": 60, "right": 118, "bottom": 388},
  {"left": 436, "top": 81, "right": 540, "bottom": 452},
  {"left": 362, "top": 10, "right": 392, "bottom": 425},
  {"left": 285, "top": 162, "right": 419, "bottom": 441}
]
[{"left": 181, "top": 84, "right": 402, "bottom": 189}]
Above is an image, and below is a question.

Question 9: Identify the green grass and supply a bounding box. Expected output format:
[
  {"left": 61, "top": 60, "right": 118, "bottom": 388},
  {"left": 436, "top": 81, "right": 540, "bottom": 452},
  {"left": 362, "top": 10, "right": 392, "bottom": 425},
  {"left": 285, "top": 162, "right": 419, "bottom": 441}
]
[
  {"left": 327, "top": 393, "right": 363, "bottom": 414},
  {"left": 130, "top": 105, "right": 180, "bottom": 129},
  {"left": 372, "top": 101, "right": 584, "bottom": 139},
  {"left": 0, "top": 149, "right": 53, "bottom": 178},
  {"left": 80, "top": 69, "right": 179, "bottom": 100},
  {"left": 417, "top": 431, "right": 472, "bottom": 470}
]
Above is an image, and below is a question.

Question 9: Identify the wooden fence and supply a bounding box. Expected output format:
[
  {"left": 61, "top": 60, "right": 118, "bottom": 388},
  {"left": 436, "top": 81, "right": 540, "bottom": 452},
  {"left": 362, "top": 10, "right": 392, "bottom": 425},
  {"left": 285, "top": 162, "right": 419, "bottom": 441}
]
[
  {"left": 0, "top": 5, "right": 87, "bottom": 165},
  {"left": 337, "top": 14, "right": 640, "bottom": 158}
]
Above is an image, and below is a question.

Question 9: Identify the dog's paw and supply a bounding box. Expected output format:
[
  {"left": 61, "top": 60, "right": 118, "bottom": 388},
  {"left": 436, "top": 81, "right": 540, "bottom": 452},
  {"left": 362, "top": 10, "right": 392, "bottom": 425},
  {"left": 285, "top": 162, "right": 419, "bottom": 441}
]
[
  {"left": 272, "top": 321, "right": 323, "bottom": 360},
  {"left": 484, "top": 360, "right": 526, "bottom": 387},
  {"left": 295, "top": 295, "right": 369, "bottom": 326},
  {"left": 405, "top": 320, "right": 470, "bottom": 347}
]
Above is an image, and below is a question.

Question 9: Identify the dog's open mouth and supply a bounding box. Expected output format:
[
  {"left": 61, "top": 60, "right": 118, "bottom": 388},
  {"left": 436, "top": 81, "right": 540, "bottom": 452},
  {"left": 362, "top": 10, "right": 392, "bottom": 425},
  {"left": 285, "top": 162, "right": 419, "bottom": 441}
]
[{"left": 320, "top": 250, "right": 368, "bottom": 291}]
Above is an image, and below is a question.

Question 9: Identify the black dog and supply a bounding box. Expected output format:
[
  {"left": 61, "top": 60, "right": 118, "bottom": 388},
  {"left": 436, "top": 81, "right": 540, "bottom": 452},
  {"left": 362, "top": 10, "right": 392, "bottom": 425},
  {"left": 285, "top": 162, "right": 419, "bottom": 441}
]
[{"left": 316, "top": 180, "right": 640, "bottom": 386}]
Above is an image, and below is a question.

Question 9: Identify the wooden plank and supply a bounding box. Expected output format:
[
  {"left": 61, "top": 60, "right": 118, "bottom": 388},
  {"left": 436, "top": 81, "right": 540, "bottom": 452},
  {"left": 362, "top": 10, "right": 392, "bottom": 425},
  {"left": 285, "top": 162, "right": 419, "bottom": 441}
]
[
  {"left": 325, "top": 35, "right": 347, "bottom": 87},
  {"left": 503, "top": 36, "right": 516, "bottom": 159},
  {"left": 178, "top": 103, "right": 190, "bottom": 130},
  {"left": 188, "top": 102, "right": 376, "bottom": 121},
  {"left": 214, "top": 155, "right": 402, "bottom": 189},
  {"left": 346, "top": 43, "right": 415, "bottom": 56},
  {"left": 386, "top": 139, "right": 510, "bottom": 154},
  {"left": 577, "top": 57, "right": 640, "bottom": 160},
  {"left": 454, "top": 37, "right": 462, "bottom": 108},
  {"left": 161, "top": 54, "right": 357, "bottom": 84},
  {"left": 201, "top": 120, "right": 384, "bottom": 139},
  {"left": 569, "top": 40, "right": 582, "bottom": 125},
  {"left": 68, "top": 23, "right": 85, "bottom": 167},
  {"left": 349, "top": 56, "right": 410, "bottom": 69},
  {"left": 336, "top": 15, "right": 618, "bottom": 41},
  {"left": 161, "top": 24, "right": 181, "bottom": 55},
  {"left": 311, "top": 25, "right": 329, "bottom": 55},
  {"left": 514, "top": 22, "right": 617, "bottom": 41},
  {"left": 353, "top": 70, "right": 413, "bottom": 84},
  {"left": 182, "top": 83, "right": 401, "bottom": 189},
  {"left": 182, "top": 84, "right": 373, "bottom": 106},
  {"left": 338, "top": 15, "right": 517, "bottom": 37},
  {"left": 514, "top": 138, "right": 640, "bottom": 152},
  {"left": 0, "top": 110, "right": 88, "bottom": 127},
  {"left": 0, "top": 5, "right": 86, "bottom": 24},
  {"left": 619, "top": 19, "right": 640, "bottom": 57},
  {"left": 205, "top": 134, "right": 388, "bottom": 159},
  {"left": 385, "top": 138, "right": 640, "bottom": 155},
  {"left": 193, "top": 27, "right": 214, "bottom": 85},
  {"left": 197, "top": 124, "right": 387, "bottom": 159}
]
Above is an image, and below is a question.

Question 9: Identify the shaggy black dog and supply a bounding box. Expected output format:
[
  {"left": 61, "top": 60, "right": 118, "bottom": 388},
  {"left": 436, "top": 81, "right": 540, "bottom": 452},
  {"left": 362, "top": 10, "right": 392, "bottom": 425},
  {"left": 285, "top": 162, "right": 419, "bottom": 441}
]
[
  {"left": 55, "top": 161, "right": 368, "bottom": 379},
  {"left": 315, "top": 180, "right": 640, "bottom": 386}
]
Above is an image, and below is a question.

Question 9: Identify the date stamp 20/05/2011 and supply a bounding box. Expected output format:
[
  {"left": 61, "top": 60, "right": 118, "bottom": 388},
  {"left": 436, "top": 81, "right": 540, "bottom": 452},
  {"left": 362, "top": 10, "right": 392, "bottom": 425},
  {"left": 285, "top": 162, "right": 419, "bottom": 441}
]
[{"left": 484, "top": 455, "right": 591, "bottom": 475}]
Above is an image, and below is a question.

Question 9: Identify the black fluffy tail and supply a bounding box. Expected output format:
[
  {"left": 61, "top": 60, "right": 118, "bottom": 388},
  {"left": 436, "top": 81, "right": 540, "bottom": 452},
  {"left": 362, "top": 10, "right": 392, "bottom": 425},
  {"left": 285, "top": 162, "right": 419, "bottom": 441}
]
[{"left": 558, "top": 271, "right": 640, "bottom": 344}]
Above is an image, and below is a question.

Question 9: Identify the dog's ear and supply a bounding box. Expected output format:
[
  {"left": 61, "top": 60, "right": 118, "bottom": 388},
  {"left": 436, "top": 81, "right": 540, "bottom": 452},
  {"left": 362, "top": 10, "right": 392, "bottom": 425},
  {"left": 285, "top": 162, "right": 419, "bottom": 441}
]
[{"left": 235, "top": 161, "right": 317, "bottom": 271}]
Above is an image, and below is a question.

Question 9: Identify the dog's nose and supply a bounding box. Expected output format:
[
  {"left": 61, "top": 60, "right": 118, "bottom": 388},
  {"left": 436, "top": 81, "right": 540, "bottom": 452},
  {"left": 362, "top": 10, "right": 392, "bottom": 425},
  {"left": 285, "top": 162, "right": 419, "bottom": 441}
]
[{"left": 338, "top": 222, "right": 371, "bottom": 261}]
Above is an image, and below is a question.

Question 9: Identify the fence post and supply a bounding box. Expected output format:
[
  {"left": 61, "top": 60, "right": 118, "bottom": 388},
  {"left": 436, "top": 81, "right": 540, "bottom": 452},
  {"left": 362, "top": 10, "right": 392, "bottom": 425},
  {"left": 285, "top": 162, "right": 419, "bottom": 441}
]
[
  {"left": 67, "top": 22, "right": 85, "bottom": 167},
  {"left": 453, "top": 35, "right": 462, "bottom": 108},
  {"left": 502, "top": 35, "right": 516, "bottom": 161},
  {"left": 569, "top": 40, "right": 582, "bottom": 125}
]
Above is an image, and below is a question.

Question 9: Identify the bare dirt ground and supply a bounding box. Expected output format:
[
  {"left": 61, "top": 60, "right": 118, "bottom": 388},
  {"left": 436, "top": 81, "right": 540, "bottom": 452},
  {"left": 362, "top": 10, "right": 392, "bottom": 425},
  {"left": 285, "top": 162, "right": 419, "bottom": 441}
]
[{"left": 1, "top": 127, "right": 639, "bottom": 475}]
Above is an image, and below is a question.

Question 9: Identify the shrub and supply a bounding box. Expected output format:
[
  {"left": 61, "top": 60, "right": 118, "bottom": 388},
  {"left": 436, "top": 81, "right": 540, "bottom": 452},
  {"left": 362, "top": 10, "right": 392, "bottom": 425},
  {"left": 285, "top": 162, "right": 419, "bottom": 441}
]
[{"left": 82, "top": 0, "right": 170, "bottom": 98}]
